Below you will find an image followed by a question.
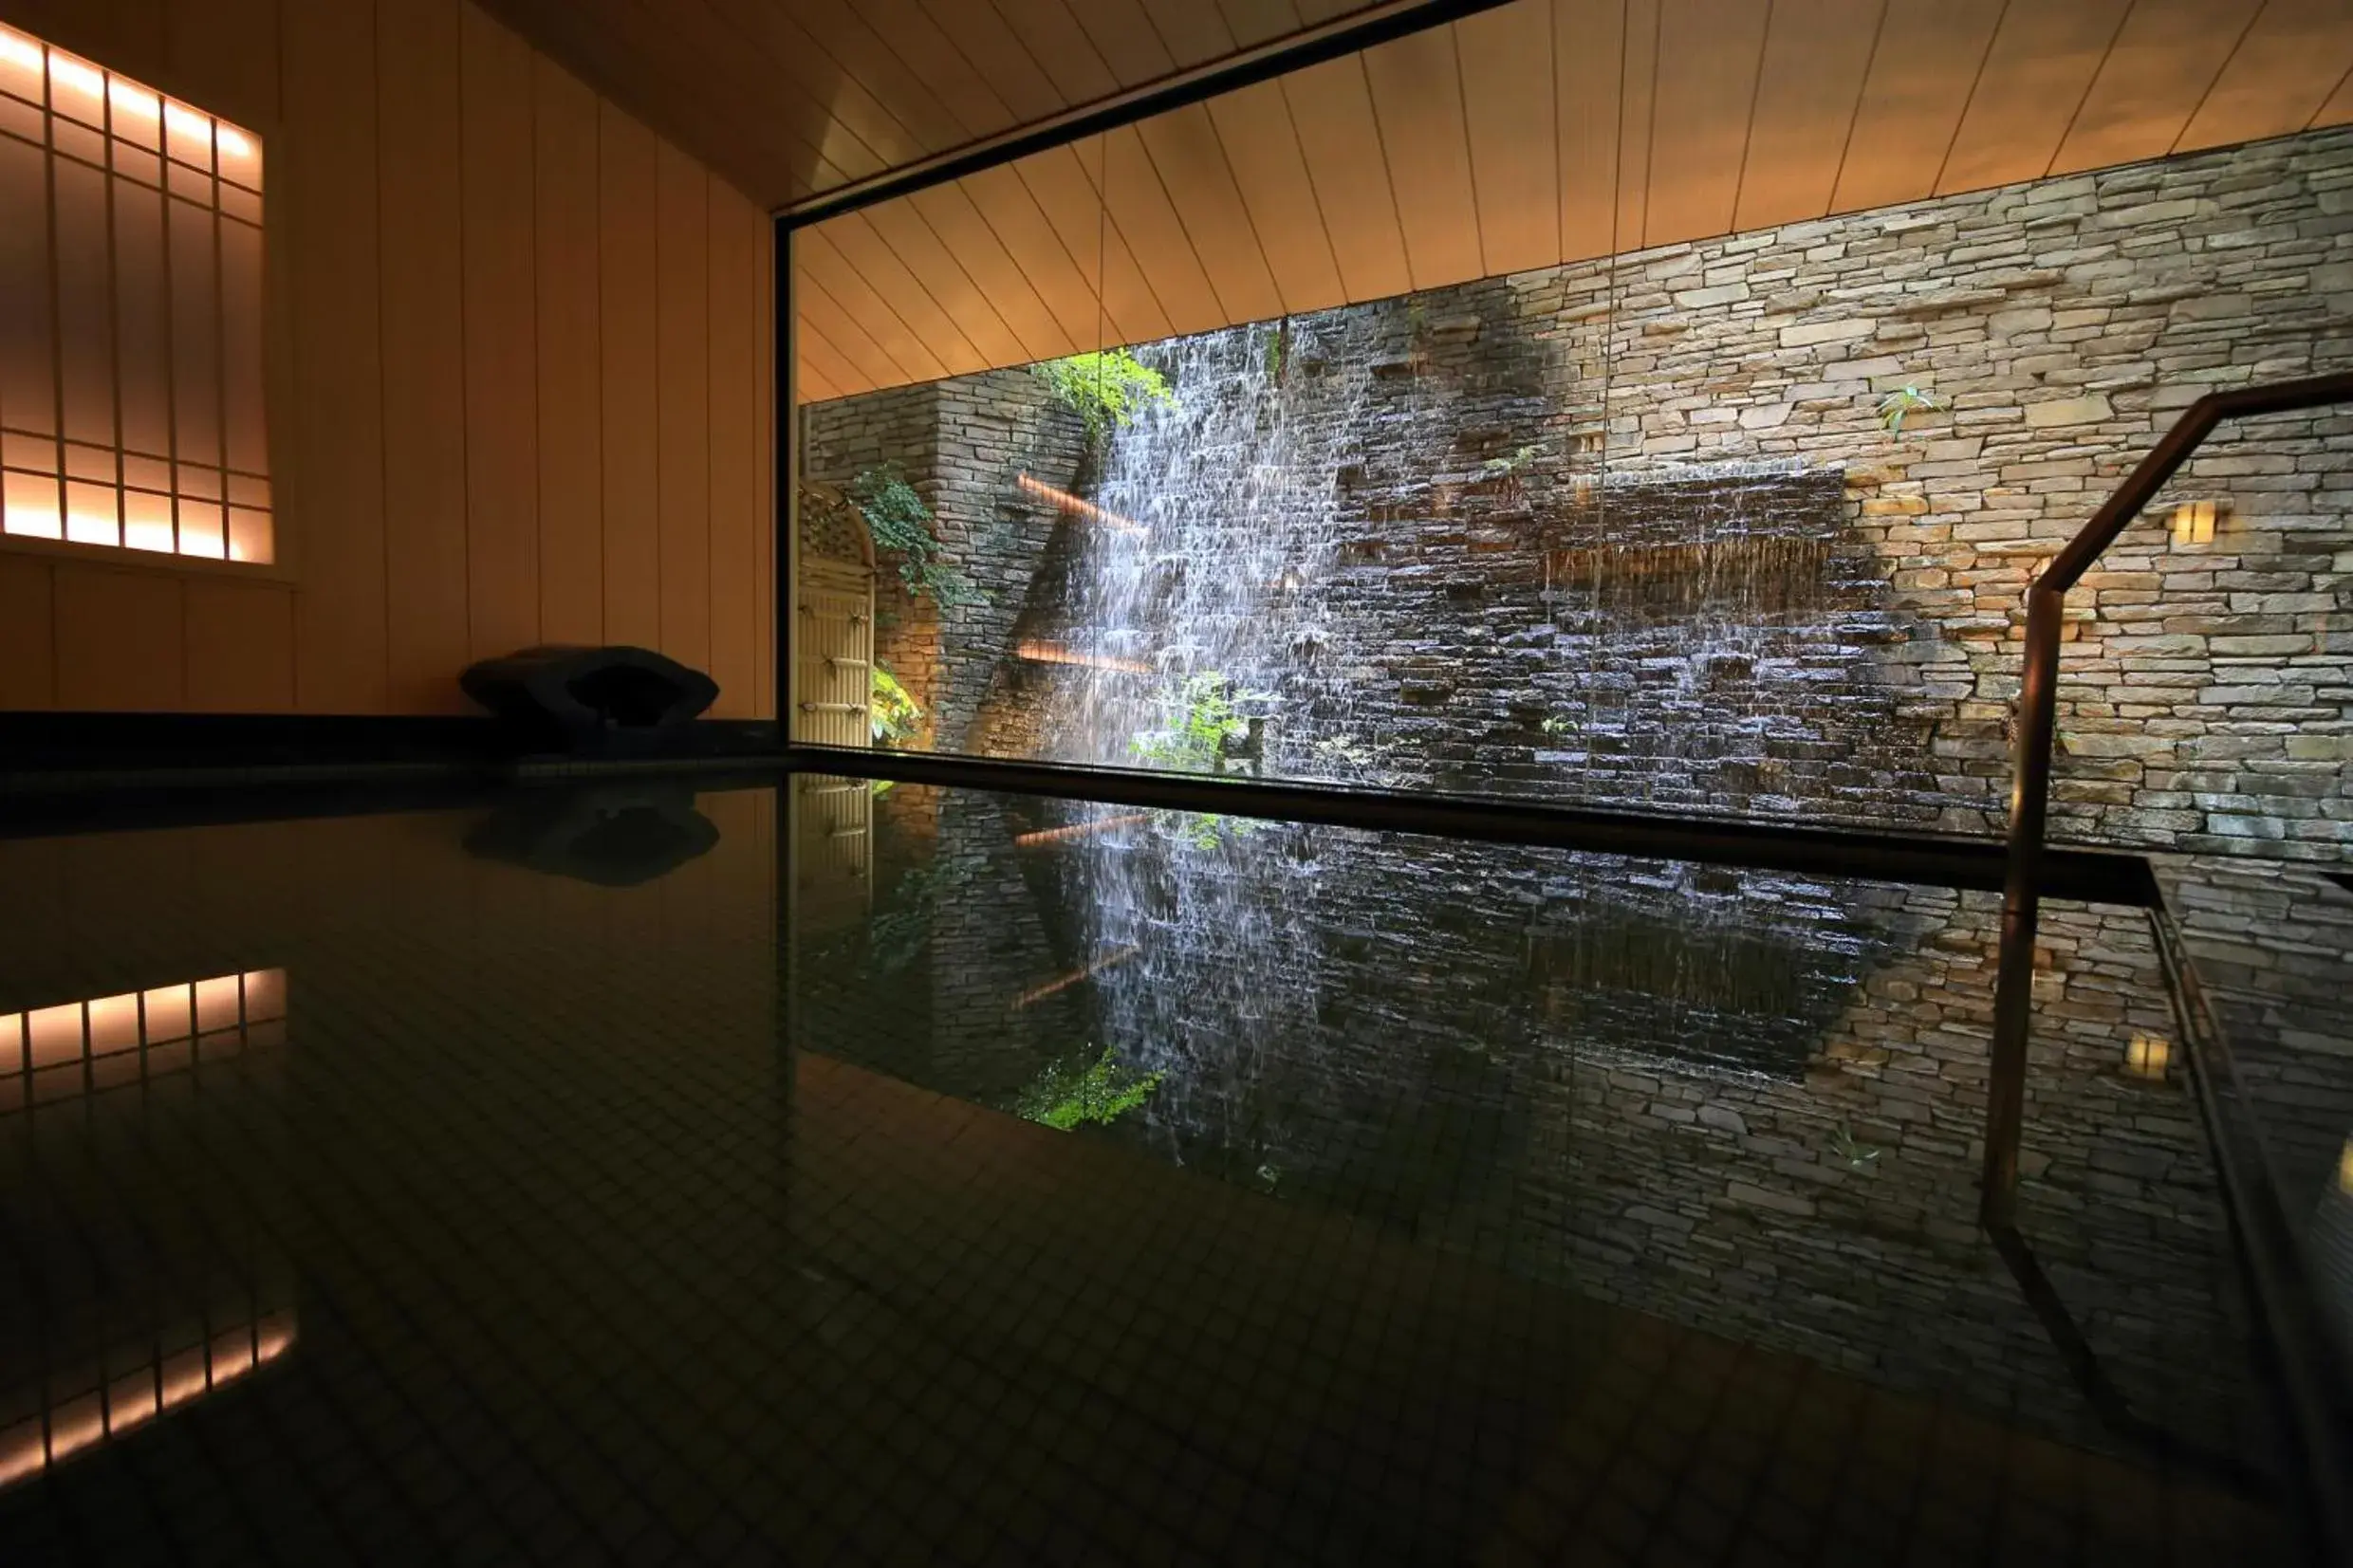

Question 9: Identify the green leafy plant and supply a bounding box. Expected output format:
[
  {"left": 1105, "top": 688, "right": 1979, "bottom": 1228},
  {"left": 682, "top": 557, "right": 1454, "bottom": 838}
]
[
  {"left": 1827, "top": 1121, "right": 1883, "bottom": 1169},
  {"left": 845, "top": 465, "right": 985, "bottom": 609},
  {"left": 1033, "top": 349, "right": 1174, "bottom": 441},
  {"left": 1877, "top": 384, "right": 1940, "bottom": 437},
  {"left": 1131, "top": 672, "right": 1249, "bottom": 769},
  {"left": 870, "top": 663, "right": 923, "bottom": 746},
  {"left": 1010, "top": 1045, "right": 1163, "bottom": 1131}
]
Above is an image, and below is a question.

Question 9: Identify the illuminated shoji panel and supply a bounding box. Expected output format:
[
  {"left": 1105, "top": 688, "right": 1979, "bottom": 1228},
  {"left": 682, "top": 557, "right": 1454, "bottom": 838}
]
[
  {"left": 0, "top": 966, "right": 287, "bottom": 1110},
  {"left": 0, "top": 24, "right": 270, "bottom": 563}
]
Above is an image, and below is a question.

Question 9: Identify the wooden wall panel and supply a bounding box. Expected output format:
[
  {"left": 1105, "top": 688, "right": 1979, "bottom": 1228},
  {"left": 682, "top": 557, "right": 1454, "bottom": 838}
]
[
  {"left": 1640, "top": 0, "right": 1770, "bottom": 245},
  {"left": 1206, "top": 80, "right": 1343, "bottom": 316},
  {"left": 597, "top": 100, "right": 663, "bottom": 652},
  {"left": 1361, "top": 26, "right": 1480, "bottom": 289},
  {"left": 2182, "top": 0, "right": 2353, "bottom": 151},
  {"left": 1731, "top": 0, "right": 1881, "bottom": 231},
  {"left": 53, "top": 565, "right": 180, "bottom": 710},
  {"left": 1284, "top": 57, "right": 1411, "bottom": 304},
  {"left": 1831, "top": 1, "right": 2005, "bottom": 215},
  {"left": 284, "top": 0, "right": 388, "bottom": 713},
  {"left": 184, "top": 577, "right": 293, "bottom": 710},
  {"left": 1455, "top": 0, "right": 1558, "bottom": 278},
  {"left": 1135, "top": 104, "right": 1285, "bottom": 328},
  {"left": 0, "top": 0, "right": 775, "bottom": 714},
  {"left": 532, "top": 53, "right": 603, "bottom": 647},
  {"left": 1938, "top": 3, "right": 2129, "bottom": 196},
  {"left": 2053, "top": 0, "right": 2265, "bottom": 176},
  {"left": 657, "top": 140, "right": 712, "bottom": 675},
  {"left": 460, "top": 3, "right": 539, "bottom": 663},
  {"left": 378, "top": 0, "right": 472, "bottom": 712},
  {"left": 0, "top": 555, "right": 52, "bottom": 709}
]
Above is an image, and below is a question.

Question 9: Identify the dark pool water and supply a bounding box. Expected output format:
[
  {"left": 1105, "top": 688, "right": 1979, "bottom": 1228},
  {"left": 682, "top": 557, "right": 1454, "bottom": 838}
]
[{"left": 0, "top": 778, "right": 2298, "bottom": 1562}]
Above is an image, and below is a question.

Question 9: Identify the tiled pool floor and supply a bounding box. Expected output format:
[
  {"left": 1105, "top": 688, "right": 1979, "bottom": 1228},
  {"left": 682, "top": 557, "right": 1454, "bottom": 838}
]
[{"left": 0, "top": 784, "right": 2304, "bottom": 1562}]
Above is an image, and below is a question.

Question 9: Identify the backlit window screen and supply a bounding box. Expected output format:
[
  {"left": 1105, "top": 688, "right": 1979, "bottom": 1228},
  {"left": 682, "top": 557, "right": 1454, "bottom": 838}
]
[{"left": 0, "top": 25, "right": 269, "bottom": 563}]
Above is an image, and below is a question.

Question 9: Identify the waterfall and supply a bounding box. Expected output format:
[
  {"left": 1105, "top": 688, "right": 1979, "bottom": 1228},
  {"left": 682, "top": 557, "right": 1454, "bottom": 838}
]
[{"left": 1030, "top": 320, "right": 1368, "bottom": 773}]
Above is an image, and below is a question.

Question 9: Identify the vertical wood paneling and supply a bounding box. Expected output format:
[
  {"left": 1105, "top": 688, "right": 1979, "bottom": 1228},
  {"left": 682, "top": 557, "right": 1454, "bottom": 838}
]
[
  {"left": 1206, "top": 79, "right": 1343, "bottom": 315},
  {"left": 1731, "top": 0, "right": 1882, "bottom": 231},
  {"left": 184, "top": 576, "right": 291, "bottom": 709},
  {"left": 597, "top": 97, "right": 660, "bottom": 649},
  {"left": 961, "top": 157, "right": 1121, "bottom": 348},
  {"left": 54, "top": 564, "right": 180, "bottom": 709},
  {"left": 706, "top": 193, "right": 758, "bottom": 718},
  {"left": 1831, "top": 0, "right": 2005, "bottom": 214},
  {"left": 1939, "top": 3, "right": 2130, "bottom": 196},
  {"left": 1640, "top": 0, "right": 1770, "bottom": 245},
  {"left": 819, "top": 212, "right": 986, "bottom": 374},
  {"left": 1134, "top": 104, "right": 1285, "bottom": 327},
  {"left": 2181, "top": 0, "right": 2353, "bottom": 151},
  {"left": 1016, "top": 140, "right": 1172, "bottom": 346},
  {"left": 861, "top": 199, "right": 1030, "bottom": 368},
  {"left": 285, "top": 0, "right": 388, "bottom": 711},
  {"left": 907, "top": 182, "right": 1069, "bottom": 362},
  {"left": 0, "top": 555, "right": 52, "bottom": 707},
  {"left": 655, "top": 140, "right": 709, "bottom": 674},
  {"left": 1283, "top": 56, "right": 1411, "bottom": 303},
  {"left": 1554, "top": 0, "right": 1637, "bottom": 264},
  {"left": 378, "top": 0, "right": 472, "bottom": 710},
  {"left": 460, "top": 3, "right": 537, "bottom": 661},
  {"left": 532, "top": 52, "right": 602, "bottom": 645},
  {"left": 1456, "top": 1, "right": 1559, "bottom": 278},
  {"left": 1097, "top": 124, "right": 1224, "bottom": 336},
  {"left": 5, "top": 0, "right": 775, "bottom": 718},
  {"left": 2052, "top": 0, "right": 2265, "bottom": 176},
  {"left": 1362, "top": 26, "right": 1480, "bottom": 290}
]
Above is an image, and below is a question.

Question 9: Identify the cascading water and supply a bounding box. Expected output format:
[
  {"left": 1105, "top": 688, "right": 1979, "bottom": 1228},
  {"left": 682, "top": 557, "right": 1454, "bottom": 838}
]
[{"left": 1029, "top": 319, "right": 1369, "bottom": 773}]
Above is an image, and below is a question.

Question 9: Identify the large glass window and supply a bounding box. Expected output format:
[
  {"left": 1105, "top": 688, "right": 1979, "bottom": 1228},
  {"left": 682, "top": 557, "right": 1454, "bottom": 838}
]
[{"left": 787, "top": 1, "right": 2353, "bottom": 858}]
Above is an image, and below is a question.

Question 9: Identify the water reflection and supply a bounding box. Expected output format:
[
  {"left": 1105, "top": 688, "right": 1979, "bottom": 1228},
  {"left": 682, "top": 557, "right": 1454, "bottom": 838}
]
[{"left": 803, "top": 778, "right": 2253, "bottom": 1470}]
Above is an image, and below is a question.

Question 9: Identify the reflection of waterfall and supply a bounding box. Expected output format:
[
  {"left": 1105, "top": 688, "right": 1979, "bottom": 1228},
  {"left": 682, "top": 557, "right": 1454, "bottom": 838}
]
[{"left": 1031, "top": 321, "right": 1369, "bottom": 772}]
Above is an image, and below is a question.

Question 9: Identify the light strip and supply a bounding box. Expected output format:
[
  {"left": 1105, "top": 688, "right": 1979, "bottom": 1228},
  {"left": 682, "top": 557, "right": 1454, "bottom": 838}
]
[
  {"left": 1017, "top": 473, "right": 1146, "bottom": 534},
  {"left": 1013, "top": 813, "right": 1152, "bottom": 847},
  {"left": 1015, "top": 639, "right": 1153, "bottom": 674}
]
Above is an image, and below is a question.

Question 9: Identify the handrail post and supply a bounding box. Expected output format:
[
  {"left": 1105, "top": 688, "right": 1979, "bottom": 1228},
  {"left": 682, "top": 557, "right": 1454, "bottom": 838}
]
[
  {"left": 1973, "top": 368, "right": 2353, "bottom": 1232},
  {"left": 1983, "top": 584, "right": 2066, "bottom": 1228}
]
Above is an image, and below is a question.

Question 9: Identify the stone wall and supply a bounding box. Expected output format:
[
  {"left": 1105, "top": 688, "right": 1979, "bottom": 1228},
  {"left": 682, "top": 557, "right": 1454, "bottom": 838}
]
[
  {"left": 802, "top": 371, "right": 1086, "bottom": 752},
  {"left": 805, "top": 128, "right": 2353, "bottom": 860}
]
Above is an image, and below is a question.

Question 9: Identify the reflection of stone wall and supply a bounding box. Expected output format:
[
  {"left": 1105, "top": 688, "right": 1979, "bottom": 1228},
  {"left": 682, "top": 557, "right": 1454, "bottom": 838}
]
[
  {"left": 802, "top": 810, "right": 2254, "bottom": 1460},
  {"left": 805, "top": 129, "right": 2353, "bottom": 859}
]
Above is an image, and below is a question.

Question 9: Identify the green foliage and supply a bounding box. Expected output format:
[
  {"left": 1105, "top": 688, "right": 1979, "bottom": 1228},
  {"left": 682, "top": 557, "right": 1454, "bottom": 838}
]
[
  {"left": 870, "top": 663, "right": 923, "bottom": 746},
  {"left": 1827, "top": 1121, "right": 1883, "bottom": 1169},
  {"left": 846, "top": 465, "right": 985, "bottom": 609},
  {"left": 862, "top": 858, "right": 975, "bottom": 975},
  {"left": 1010, "top": 1045, "right": 1163, "bottom": 1132},
  {"left": 1033, "top": 349, "right": 1174, "bottom": 441},
  {"left": 1131, "top": 672, "right": 1249, "bottom": 769},
  {"left": 1876, "top": 384, "right": 1940, "bottom": 437}
]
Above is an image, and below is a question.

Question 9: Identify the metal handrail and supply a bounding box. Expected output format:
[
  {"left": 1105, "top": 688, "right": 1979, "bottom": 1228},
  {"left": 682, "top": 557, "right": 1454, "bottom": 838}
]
[{"left": 1979, "top": 369, "right": 2353, "bottom": 1227}]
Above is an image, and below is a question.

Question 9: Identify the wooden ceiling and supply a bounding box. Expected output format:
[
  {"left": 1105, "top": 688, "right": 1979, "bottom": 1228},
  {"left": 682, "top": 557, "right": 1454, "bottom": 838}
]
[
  {"left": 491, "top": 1, "right": 2353, "bottom": 406},
  {"left": 478, "top": 0, "right": 1392, "bottom": 209}
]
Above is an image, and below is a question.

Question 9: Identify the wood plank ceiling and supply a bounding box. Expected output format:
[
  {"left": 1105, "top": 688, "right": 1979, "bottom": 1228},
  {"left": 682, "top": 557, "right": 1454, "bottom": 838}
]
[{"left": 489, "top": 0, "right": 2353, "bottom": 406}]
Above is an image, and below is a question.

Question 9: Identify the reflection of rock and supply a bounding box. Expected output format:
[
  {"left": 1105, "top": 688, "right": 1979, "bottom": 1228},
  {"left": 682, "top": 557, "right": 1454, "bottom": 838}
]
[{"left": 464, "top": 783, "right": 720, "bottom": 887}]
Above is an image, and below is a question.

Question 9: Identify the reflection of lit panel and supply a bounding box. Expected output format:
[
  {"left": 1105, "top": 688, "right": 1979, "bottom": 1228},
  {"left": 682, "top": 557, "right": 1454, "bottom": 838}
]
[
  {"left": 0, "top": 968, "right": 286, "bottom": 1112},
  {"left": 0, "top": 1312, "right": 295, "bottom": 1489},
  {"left": 1012, "top": 946, "right": 1140, "bottom": 1010}
]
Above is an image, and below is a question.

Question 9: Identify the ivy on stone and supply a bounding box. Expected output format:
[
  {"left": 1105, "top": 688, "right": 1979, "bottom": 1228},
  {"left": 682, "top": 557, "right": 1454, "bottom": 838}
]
[
  {"left": 1032, "top": 349, "right": 1174, "bottom": 442},
  {"left": 847, "top": 464, "right": 986, "bottom": 610}
]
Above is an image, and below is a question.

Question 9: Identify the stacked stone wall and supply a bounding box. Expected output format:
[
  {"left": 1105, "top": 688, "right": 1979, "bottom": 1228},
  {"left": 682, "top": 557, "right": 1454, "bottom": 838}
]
[{"left": 806, "top": 129, "right": 2353, "bottom": 859}]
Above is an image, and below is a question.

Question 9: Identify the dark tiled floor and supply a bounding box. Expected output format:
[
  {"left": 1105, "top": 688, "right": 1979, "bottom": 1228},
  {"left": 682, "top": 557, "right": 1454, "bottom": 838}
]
[{"left": 0, "top": 783, "right": 2305, "bottom": 1562}]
